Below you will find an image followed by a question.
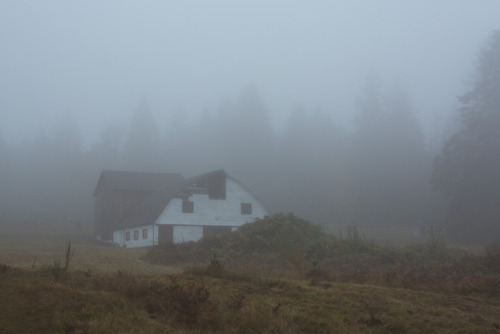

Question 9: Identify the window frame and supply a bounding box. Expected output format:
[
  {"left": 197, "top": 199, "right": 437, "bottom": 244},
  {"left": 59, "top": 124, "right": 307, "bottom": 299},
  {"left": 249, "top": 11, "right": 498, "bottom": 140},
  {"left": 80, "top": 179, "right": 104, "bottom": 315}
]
[
  {"left": 241, "top": 202, "right": 252, "bottom": 215},
  {"left": 208, "top": 174, "right": 226, "bottom": 200},
  {"left": 182, "top": 199, "right": 194, "bottom": 213}
]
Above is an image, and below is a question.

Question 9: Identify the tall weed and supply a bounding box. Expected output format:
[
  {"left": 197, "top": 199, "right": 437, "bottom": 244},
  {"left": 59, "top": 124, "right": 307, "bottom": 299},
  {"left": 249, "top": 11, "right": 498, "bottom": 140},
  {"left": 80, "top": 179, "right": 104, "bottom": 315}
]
[{"left": 47, "top": 240, "right": 74, "bottom": 280}]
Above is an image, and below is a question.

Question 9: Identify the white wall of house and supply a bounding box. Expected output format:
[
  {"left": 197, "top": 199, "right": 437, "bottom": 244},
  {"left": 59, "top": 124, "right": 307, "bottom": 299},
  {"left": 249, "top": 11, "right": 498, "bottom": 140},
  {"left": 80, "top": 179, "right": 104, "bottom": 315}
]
[
  {"left": 113, "top": 224, "right": 155, "bottom": 248},
  {"left": 155, "top": 178, "right": 268, "bottom": 229}
]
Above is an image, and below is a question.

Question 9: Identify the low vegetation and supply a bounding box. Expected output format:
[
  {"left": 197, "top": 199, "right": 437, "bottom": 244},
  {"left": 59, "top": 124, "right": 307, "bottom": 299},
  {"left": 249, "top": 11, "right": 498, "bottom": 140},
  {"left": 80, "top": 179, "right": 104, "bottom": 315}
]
[
  {"left": 1, "top": 261, "right": 500, "bottom": 333},
  {"left": 45, "top": 240, "right": 74, "bottom": 280},
  {"left": 146, "top": 213, "right": 500, "bottom": 296},
  {"left": 1, "top": 214, "right": 500, "bottom": 333}
]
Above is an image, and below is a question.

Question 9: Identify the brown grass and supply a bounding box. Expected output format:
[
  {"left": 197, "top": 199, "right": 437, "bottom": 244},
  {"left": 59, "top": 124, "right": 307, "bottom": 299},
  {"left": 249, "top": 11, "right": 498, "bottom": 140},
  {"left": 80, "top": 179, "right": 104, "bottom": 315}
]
[
  {"left": 1, "top": 264, "right": 500, "bottom": 333},
  {"left": 0, "top": 223, "right": 178, "bottom": 275},
  {"left": 1, "top": 222, "right": 500, "bottom": 333}
]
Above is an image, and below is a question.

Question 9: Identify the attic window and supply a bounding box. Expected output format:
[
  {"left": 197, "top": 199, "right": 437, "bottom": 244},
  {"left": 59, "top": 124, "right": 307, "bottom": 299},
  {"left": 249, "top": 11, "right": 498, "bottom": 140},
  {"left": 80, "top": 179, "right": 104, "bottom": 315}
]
[
  {"left": 182, "top": 200, "right": 194, "bottom": 213},
  {"left": 208, "top": 173, "right": 226, "bottom": 199},
  {"left": 241, "top": 203, "right": 252, "bottom": 215}
]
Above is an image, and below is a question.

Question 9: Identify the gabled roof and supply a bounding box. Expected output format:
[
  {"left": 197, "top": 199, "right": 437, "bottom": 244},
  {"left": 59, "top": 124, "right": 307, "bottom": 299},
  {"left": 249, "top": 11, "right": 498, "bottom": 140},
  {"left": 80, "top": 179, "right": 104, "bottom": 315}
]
[{"left": 93, "top": 170, "right": 184, "bottom": 196}]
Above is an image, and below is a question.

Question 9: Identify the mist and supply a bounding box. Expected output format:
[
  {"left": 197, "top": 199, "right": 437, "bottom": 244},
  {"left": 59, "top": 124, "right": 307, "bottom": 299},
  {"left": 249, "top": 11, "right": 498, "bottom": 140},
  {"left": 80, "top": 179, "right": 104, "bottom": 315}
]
[{"left": 1, "top": 2, "right": 500, "bottom": 242}]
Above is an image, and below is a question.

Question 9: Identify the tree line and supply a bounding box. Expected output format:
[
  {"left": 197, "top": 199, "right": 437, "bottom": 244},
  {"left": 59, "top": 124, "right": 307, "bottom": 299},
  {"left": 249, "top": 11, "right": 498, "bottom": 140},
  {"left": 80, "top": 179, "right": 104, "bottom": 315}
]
[
  {"left": 0, "top": 81, "right": 436, "bottom": 232},
  {"left": 1, "top": 30, "right": 499, "bottom": 243}
]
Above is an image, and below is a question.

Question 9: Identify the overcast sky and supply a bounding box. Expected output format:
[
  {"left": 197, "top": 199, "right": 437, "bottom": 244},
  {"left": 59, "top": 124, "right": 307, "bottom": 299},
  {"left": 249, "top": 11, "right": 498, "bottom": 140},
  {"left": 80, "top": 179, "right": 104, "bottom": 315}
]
[{"left": 1, "top": 1, "right": 499, "bottom": 146}]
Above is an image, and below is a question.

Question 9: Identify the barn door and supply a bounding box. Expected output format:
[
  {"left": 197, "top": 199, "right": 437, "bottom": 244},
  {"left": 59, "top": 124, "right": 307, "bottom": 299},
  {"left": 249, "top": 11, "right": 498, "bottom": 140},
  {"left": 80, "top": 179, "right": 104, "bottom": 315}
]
[
  {"left": 158, "top": 225, "right": 173, "bottom": 245},
  {"left": 173, "top": 225, "right": 203, "bottom": 243}
]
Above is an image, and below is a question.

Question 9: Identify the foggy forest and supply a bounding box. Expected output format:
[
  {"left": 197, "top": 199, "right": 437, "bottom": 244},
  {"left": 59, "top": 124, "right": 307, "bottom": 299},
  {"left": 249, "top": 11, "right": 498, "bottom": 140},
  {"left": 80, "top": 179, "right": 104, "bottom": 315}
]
[{"left": 1, "top": 2, "right": 500, "bottom": 244}]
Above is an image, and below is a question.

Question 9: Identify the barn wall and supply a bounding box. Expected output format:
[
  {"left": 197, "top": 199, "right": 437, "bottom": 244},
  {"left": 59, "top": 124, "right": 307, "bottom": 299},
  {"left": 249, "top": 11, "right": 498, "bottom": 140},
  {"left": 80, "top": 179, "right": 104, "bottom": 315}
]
[
  {"left": 156, "top": 178, "right": 268, "bottom": 229},
  {"left": 94, "top": 193, "right": 106, "bottom": 239},
  {"left": 95, "top": 191, "right": 114, "bottom": 240},
  {"left": 112, "top": 189, "right": 151, "bottom": 222},
  {"left": 96, "top": 189, "right": 152, "bottom": 241}
]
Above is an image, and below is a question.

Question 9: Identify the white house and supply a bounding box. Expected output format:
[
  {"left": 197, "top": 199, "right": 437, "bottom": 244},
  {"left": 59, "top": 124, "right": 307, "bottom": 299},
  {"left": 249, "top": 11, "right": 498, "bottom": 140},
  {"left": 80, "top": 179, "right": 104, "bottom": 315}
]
[{"left": 94, "top": 169, "right": 270, "bottom": 248}]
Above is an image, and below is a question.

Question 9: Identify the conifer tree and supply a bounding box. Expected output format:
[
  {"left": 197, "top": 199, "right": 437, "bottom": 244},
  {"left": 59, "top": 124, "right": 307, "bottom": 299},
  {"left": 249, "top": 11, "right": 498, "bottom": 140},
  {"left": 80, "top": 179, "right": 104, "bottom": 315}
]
[{"left": 433, "top": 30, "right": 500, "bottom": 242}]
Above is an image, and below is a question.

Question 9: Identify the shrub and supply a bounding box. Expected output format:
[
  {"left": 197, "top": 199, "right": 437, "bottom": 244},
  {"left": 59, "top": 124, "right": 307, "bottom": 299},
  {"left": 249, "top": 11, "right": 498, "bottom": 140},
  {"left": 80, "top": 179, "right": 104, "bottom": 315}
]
[{"left": 47, "top": 259, "right": 64, "bottom": 280}]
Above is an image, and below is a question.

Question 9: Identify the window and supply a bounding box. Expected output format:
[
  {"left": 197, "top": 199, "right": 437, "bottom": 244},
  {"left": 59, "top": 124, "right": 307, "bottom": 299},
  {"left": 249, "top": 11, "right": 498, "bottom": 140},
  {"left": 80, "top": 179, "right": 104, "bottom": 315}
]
[
  {"left": 143, "top": 229, "right": 148, "bottom": 239},
  {"left": 241, "top": 203, "right": 252, "bottom": 215},
  {"left": 134, "top": 230, "right": 139, "bottom": 240},
  {"left": 126, "top": 231, "right": 130, "bottom": 241},
  {"left": 208, "top": 174, "right": 226, "bottom": 199},
  {"left": 182, "top": 200, "right": 194, "bottom": 213}
]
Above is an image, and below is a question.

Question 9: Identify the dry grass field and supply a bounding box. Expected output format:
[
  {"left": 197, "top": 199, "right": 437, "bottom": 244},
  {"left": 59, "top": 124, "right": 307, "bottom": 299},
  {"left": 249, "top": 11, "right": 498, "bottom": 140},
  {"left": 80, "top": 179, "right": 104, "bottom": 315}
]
[
  {"left": 1, "top": 218, "right": 500, "bottom": 333},
  {"left": 0, "top": 223, "right": 178, "bottom": 275}
]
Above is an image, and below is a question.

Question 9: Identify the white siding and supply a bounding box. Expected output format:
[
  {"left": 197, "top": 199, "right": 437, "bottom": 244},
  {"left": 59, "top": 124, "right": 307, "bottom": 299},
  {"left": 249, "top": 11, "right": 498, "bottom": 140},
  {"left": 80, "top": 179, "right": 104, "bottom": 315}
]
[
  {"left": 155, "top": 178, "right": 268, "bottom": 229},
  {"left": 173, "top": 225, "right": 203, "bottom": 243},
  {"left": 112, "top": 224, "right": 155, "bottom": 248}
]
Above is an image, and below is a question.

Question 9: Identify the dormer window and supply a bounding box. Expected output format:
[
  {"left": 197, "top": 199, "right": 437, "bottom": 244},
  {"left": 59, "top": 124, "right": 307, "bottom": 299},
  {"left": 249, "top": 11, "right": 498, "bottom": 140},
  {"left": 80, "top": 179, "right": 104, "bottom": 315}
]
[
  {"left": 182, "top": 199, "right": 194, "bottom": 213},
  {"left": 208, "top": 173, "right": 226, "bottom": 199}
]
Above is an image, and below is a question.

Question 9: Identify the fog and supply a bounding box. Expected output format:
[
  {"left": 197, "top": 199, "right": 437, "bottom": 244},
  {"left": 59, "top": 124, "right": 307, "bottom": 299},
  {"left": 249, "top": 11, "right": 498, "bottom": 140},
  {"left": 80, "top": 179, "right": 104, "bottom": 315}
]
[
  {"left": 2, "top": 1, "right": 498, "bottom": 143},
  {"left": 1, "top": 2, "right": 499, "bottom": 241}
]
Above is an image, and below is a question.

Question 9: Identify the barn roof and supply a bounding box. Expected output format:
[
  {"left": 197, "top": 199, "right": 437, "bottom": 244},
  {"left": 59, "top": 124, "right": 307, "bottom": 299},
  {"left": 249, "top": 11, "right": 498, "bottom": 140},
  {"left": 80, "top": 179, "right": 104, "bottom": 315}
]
[{"left": 93, "top": 170, "right": 184, "bottom": 196}]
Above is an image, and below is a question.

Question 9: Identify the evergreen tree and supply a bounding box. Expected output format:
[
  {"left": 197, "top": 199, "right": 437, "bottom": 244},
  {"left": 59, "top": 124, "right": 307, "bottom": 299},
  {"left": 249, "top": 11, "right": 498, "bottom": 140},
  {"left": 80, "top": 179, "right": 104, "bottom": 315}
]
[
  {"left": 0, "top": 130, "right": 8, "bottom": 220},
  {"left": 349, "top": 74, "right": 429, "bottom": 225},
  {"left": 122, "top": 100, "right": 162, "bottom": 172},
  {"left": 276, "top": 105, "right": 347, "bottom": 225},
  {"left": 433, "top": 30, "right": 500, "bottom": 242},
  {"left": 90, "top": 124, "right": 125, "bottom": 170}
]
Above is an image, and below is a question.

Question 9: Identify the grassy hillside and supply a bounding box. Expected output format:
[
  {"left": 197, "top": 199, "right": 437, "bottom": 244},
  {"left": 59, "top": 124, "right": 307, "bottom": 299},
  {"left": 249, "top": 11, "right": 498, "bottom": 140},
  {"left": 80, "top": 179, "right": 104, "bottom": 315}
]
[
  {"left": 1, "top": 214, "right": 500, "bottom": 333},
  {"left": 1, "top": 263, "right": 500, "bottom": 333}
]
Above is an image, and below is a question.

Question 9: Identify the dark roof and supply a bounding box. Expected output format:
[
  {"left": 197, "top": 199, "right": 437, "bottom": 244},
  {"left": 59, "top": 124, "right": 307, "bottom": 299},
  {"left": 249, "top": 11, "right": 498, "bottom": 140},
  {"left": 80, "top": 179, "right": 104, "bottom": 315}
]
[
  {"left": 93, "top": 170, "right": 184, "bottom": 196},
  {"left": 183, "top": 168, "right": 227, "bottom": 185},
  {"left": 117, "top": 177, "right": 186, "bottom": 228}
]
